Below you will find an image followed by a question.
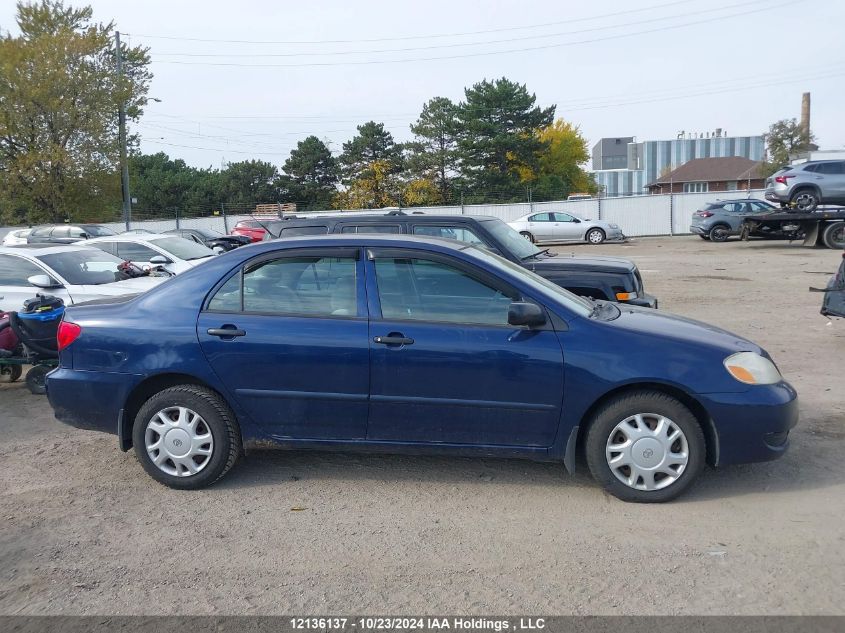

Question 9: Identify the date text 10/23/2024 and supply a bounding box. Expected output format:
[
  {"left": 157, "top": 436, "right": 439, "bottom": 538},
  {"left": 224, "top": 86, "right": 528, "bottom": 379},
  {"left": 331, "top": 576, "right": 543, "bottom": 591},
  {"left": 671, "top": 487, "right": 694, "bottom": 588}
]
[{"left": 290, "top": 617, "right": 547, "bottom": 631}]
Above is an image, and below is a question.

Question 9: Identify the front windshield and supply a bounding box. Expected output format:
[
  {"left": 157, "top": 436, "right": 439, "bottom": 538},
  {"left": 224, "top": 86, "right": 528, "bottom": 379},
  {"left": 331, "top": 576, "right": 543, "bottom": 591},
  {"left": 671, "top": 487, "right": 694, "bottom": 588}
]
[
  {"left": 197, "top": 228, "right": 223, "bottom": 238},
  {"left": 37, "top": 249, "right": 131, "bottom": 286},
  {"left": 151, "top": 236, "right": 216, "bottom": 261},
  {"left": 483, "top": 218, "right": 542, "bottom": 260},
  {"left": 464, "top": 245, "right": 593, "bottom": 318},
  {"left": 84, "top": 225, "right": 117, "bottom": 237}
]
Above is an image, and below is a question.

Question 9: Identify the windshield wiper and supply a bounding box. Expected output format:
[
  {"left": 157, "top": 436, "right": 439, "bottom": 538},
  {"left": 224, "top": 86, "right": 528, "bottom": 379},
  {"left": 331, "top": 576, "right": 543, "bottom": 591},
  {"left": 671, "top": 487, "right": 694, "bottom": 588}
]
[{"left": 521, "top": 249, "right": 548, "bottom": 262}]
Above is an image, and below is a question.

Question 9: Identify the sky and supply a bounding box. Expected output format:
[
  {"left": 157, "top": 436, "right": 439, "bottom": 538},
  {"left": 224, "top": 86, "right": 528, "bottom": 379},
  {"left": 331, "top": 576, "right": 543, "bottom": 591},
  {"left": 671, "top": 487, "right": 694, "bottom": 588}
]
[{"left": 2, "top": 0, "right": 843, "bottom": 170}]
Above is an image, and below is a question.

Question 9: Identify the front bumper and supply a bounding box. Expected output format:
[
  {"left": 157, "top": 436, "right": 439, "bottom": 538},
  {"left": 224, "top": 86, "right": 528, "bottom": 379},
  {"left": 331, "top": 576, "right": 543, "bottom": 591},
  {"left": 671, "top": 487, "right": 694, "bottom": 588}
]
[
  {"left": 699, "top": 381, "right": 798, "bottom": 466},
  {"left": 606, "top": 228, "right": 625, "bottom": 241}
]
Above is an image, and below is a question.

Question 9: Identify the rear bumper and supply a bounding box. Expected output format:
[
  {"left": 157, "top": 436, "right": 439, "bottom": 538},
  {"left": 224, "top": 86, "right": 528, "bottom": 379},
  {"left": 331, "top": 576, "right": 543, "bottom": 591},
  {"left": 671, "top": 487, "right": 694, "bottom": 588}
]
[
  {"left": 47, "top": 368, "right": 140, "bottom": 435},
  {"left": 699, "top": 381, "right": 798, "bottom": 466},
  {"left": 689, "top": 224, "right": 707, "bottom": 235},
  {"left": 765, "top": 190, "right": 788, "bottom": 203}
]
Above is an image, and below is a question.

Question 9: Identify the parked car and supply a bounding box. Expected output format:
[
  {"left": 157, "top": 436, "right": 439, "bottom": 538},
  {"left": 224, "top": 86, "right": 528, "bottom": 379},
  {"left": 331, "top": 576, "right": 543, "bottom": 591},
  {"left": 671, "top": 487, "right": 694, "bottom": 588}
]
[
  {"left": 85, "top": 234, "right": 217, "bottom": 275},
  {"left": 2, "top": 228, "right": 32, "bottom": 246},
  {"left": 764, "top": 160, "right": 845, "bottom": 211},
  {"left": 26, "top": 224, "right": 117, "bottom": 244},
  {"left": 231, "top": 219, "right": 271, "bottom": 243},
  {"left": 165, "top": 228, "right": 251, "bottom": 252},
  {"left": 47, "top": 234, "right": 797, "bottom": 502},
  {"left": 508, "top": 211, "right": 624, "bottom": 245},
  {"left": 0, "top": 244, "right": 166, "bottom": 312},
  {"left": 121, "top": 228, "right": 157, "bottom": 235},
  {"left": 689, "top": 199, "right": 777, "bottom": 242},
  {"left": 266, "top": 214, "right": 656, "bottom": 308}
]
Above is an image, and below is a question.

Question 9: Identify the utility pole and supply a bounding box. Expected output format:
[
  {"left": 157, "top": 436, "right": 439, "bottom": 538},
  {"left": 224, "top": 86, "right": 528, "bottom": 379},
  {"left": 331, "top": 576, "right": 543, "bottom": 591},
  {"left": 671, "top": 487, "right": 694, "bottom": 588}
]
[{"left": 115, "top": 31, "right": 131, "bottom": 231}]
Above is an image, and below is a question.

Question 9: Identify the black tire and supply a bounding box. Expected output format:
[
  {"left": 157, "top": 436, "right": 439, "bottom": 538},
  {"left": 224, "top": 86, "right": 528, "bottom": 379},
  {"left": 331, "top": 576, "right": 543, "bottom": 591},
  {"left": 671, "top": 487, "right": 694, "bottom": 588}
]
[
  {"left": 708, "top": 224, "right": 731, "bottom": 242},
  {"left": 822, "top": 221, "right": 845, "bottom": 250},
  {"left": 790, "top": 188, "right": 819, "bottom": 212},
  {"left": 25, "top": 365, "right": 49, "bottom": 395},
  {"left": 586, "top": 228, "right": 606, "bottom": 244},
  {"left": 584, "top": 390, "right": 706, "bottom": 503},
  {"left": 132, "top": 384, "right": 241, "bottom": 489},
  {"left": 520, "top": 231, "right": 535, "bottom": 244},
  {"left": 698, "top": 234, "right": 710, "bottom": 240}
]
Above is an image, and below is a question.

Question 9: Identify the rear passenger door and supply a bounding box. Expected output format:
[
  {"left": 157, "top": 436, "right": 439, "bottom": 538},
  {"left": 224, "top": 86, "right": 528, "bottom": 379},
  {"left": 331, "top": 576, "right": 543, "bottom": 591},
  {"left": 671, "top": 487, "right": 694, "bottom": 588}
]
[
  {"left": 525, "top": 213, "right": 555, "bottom": 240},
  {"left": 197, "top": 248, "right": 370, "bottom": 440}
]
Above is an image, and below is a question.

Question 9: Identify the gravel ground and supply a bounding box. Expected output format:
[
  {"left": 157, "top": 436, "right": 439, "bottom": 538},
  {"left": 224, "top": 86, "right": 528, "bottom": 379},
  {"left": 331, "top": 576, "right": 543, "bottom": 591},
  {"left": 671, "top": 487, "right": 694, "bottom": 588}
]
[{"left": 0, "top": 235, "right": 843, "bottom": 616}]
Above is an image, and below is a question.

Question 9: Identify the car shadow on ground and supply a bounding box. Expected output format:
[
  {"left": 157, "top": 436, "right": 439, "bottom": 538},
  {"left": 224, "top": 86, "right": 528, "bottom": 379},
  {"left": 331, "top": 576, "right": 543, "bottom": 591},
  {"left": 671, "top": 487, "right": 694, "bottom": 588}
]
[{"left": 212, "top": 430, "right": 842, "bottom": 503}]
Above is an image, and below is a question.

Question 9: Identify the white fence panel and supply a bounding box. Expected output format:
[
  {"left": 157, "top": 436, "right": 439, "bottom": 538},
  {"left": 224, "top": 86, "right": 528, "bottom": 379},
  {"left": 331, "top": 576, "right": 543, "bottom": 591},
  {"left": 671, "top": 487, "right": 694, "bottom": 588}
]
[{"left": 600, "top": 195, "right": 671, "bottom": 237}]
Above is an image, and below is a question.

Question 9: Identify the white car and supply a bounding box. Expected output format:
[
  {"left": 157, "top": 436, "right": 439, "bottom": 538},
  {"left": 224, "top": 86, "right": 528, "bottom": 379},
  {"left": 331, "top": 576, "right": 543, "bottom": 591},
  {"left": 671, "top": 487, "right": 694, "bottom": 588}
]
[
  {"left": 0, "top": 244, "right": 167, "bottom": 313},
  {"left": 2, "top": 228, "right": 32, "bottom": 246},
  {"left": 85, "top": 233, "right": 217, "bottom": 275},
  {"left": 508, "top": 211, "right": 625, "bottom": 245}
]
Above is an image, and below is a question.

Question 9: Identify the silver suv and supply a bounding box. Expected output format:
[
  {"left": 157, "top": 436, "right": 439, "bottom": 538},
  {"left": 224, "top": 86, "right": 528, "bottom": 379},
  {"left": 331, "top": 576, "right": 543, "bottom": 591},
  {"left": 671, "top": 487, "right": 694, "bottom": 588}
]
[{"left": 765, "top": 160, "right": 845, "bottom": 211}]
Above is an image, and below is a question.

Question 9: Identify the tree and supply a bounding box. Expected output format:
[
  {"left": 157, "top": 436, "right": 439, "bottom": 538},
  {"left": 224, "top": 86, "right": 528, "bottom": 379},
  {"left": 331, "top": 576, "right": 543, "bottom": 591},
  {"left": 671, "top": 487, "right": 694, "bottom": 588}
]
[
  {"left": 454, "top": 78, "right": 555, "bottom": 202},
  {"left": 332, "top": 159, "right": 400, "bottom": 210},
  {"left": 279, "top": 135, "right": 338, "bottom": 210},
  {"left": 337, "top": 122, "right": 402, "bottom": 208},
  {"left": 405, "top": 97, "right": 460, "bottom": 204},
  {"left": 514, "top": 119, "right": 597, "bottom": 201},
  {"left": 219, "top": 159, "right": 281, "bottom": 205},
  {"left": 0, "top": 1, "right": 151, "bottom": 224},
  {"left": 129, "top": 152, "right": 222, "bottom": 216},
  {"left": 762, "top": 118, "right": 815, "bottom": 176}
]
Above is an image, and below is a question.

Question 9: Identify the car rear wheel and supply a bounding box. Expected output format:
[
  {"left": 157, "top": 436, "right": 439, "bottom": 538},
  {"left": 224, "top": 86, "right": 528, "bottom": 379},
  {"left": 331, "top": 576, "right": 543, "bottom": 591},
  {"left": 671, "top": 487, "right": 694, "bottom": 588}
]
[
  {"left": 708, "top": 224, "right": 731, "bottom": 242},
  {"left": 519, "top": 231, "right": 535, "bottom": 243},
  {"left": 822, "top": 221, "right": 845, "bottom": 249},
  {"left": 585, "top": 390, "right": 705, "bottom": 502},
  {"left": 133, "top": 384, "right": 241, "bottom": 489},
  {"left": 586, "top": 228, "right": 605, "bottom": 244},
  {"left": 790, "top": 189, "right": 819, "bottom": 212}
]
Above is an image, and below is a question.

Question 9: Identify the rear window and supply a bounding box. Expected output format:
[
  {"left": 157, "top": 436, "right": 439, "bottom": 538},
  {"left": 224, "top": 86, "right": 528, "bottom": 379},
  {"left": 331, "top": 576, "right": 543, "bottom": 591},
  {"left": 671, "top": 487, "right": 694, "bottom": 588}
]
[
  {"left": 704, "top": 203, "right": 725, "bottom": 210},
  {"left": 82, "top": 225, "right": 117, "bottom": 237}
]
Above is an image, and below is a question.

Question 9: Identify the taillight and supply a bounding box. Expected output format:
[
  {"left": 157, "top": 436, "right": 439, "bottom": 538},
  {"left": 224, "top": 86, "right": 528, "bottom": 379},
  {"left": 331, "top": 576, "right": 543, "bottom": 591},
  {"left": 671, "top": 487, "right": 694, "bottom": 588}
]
[
  {"left": 698, "top": 211, "right": 713, "bottom": 218},
  {"left": 57, "top": 321, "right": 81, "bottom": 351},
  {"left": 774, "top": 175, "right": 794, "bottom": 185}
]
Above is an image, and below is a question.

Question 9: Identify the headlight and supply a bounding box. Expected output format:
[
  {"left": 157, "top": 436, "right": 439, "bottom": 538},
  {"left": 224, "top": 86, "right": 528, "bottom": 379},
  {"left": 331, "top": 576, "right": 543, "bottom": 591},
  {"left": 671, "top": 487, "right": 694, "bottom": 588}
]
[
  {"left": 609, "top": 223, "right": 619, "bottom": 229},
  {"left": 723, "top": 352, "right": 782, "bottom": 385}
]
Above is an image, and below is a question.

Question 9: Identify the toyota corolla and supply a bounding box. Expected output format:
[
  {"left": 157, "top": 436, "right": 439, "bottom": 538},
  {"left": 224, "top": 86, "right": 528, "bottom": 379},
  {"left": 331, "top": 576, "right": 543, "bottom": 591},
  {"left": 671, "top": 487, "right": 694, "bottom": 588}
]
[{"left": 46, "top": 235, "right": 797, "bottom": 502}]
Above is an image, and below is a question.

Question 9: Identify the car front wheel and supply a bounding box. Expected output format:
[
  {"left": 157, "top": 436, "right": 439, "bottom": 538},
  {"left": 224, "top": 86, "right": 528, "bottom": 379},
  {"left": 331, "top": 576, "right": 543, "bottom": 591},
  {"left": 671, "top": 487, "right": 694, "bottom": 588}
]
[
  {"left": 586, "top": 228, "right": 605, "bottom": 244},
  {"left": 133, "top": 384, "right": 241, "bottom": 489},
  {"left": 519, "top": 231, "right": 535, "bottom": 243},
  {"left": 585, "top": 390, "right": 705, "bottom": 502}
]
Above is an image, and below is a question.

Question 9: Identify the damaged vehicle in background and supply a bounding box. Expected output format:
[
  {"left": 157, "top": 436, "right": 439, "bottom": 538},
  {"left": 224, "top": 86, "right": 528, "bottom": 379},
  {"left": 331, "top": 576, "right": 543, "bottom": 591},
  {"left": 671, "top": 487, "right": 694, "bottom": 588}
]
[{"left": 85, "top": 234, "right": 218, "bottom": 275}]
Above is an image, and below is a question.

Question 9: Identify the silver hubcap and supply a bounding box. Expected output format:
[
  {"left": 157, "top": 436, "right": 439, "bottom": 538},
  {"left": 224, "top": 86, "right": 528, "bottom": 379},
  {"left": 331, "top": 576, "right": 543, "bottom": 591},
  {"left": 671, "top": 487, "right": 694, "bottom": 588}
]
[
  {"left": 605, "top": 413, "right": 689, "bottom": 491},
  {"left": 588, "top": 231, "right": 603, "bottom": 243},
  {"left": 145, "top": 406, "right": 214, "bottom": 477}
]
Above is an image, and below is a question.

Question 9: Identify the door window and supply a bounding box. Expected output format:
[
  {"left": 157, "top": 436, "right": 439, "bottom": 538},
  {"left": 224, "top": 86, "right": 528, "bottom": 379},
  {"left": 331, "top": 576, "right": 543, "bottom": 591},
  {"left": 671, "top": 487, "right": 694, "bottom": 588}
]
[
  {"left": 279, "top": 226, "right": 328, "bottom": 237},
  {"left": 374, "top": 256, "right": 517, "bottom": 326},
  {"left": 528, "top": 213, "right": 551, "bottom": 222},
  {"left": 0, "top": 255, "right": 47, "bottom": 286},
  {"left": 68, "top": 226, "right": 86, "bottom": 238},
  {"left": 552, "top": 213, "right": 576, "bottom": 222},
  {"left": 116, "top": 242, "right": 159, "bottom": 262},
  {"left": 209, "top": 255, "right": 358, "bottom": 317},
  {"left": 50, "top": 226, "right": 70, "bottom": 238},
  {"left": 816, "top": 162, "right": 845, "bottom": 175}
]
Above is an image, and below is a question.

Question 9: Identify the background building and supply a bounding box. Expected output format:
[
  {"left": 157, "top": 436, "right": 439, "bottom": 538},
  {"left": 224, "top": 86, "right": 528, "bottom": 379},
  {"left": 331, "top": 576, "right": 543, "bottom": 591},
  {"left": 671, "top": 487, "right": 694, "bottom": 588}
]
[
  {"left": 591, "top": 131, "right": 765, "bottom": 197},
  {"left": 645, "top": 157, "right": 764, "bottom": 194}
]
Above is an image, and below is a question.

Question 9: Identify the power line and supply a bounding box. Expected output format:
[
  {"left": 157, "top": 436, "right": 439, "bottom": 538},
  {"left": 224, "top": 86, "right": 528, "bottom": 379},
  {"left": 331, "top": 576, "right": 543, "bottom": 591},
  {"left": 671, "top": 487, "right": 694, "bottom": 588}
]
[
  {"left": 148, "top": 0, "right": 765, "bottom": 58},
  {"left": 128, "top": 0, "right": 696, "bottom": 45},
  {"left": 147, "top": 1, "right": 799, "bottom": 68}
]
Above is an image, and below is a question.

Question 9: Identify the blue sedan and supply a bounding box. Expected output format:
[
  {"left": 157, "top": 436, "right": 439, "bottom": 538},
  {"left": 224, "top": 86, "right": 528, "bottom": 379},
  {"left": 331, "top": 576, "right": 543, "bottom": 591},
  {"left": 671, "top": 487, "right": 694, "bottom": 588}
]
[{"left": 46, "top": 235, "right": 798, "bottom": 502}]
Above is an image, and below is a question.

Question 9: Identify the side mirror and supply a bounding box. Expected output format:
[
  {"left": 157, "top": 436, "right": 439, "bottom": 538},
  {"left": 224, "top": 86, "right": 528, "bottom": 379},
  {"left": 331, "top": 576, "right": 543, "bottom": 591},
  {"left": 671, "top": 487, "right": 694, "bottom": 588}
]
[
  {"left": 149, "top": 255, "right": 171, "bottom": 265},
  {"left": 572, "top": 218, "right": 581, "bottom": 223},
  {"left": 79, "top": 232, "right": 89, "bottom": 239},
  {"left": 508, "top": 301, "right": 546, "bottom": 327},
  {"left": 28, "top": 274, "right": 62, "bottom": 289}
]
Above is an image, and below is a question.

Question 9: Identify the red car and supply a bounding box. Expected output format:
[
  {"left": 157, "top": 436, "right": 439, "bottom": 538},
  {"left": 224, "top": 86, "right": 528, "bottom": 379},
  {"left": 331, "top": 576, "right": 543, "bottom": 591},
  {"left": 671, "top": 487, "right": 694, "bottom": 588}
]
[{"left": 231, "top": 220, "right": 269, "bottom": 243}]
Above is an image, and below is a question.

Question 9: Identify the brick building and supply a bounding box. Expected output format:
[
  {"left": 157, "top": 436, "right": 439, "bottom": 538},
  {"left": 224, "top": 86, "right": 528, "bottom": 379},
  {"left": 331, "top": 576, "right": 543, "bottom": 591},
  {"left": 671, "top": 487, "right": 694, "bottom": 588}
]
[{"left": 645, "top": 156, "right": 765, "bottom": 194}]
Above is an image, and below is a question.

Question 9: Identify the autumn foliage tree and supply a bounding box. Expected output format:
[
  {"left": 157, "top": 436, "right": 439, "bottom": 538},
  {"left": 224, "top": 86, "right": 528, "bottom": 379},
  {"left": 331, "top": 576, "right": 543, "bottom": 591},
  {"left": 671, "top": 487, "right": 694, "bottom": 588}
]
[{"left": 0, "top": 0, "right": 151, "bottom": 224}]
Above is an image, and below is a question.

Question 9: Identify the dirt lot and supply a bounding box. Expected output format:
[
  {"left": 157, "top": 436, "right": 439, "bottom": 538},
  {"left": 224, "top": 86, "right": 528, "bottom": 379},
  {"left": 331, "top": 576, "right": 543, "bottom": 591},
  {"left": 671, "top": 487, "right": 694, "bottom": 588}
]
[{"left": 0, "top": 235, "right": 843, "bottom": 615}]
